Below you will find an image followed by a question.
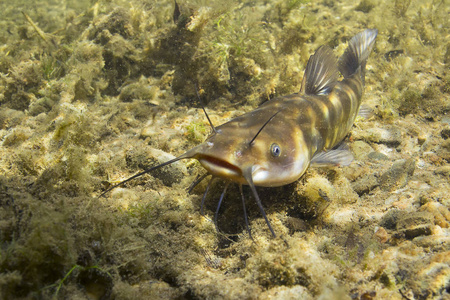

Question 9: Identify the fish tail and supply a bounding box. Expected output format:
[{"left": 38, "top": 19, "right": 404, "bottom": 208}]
[{"left": 338, "top": 29, "right": 378, "bottom": 83}]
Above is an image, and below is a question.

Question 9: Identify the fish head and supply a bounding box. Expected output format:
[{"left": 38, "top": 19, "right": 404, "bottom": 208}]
[{"left": 191, "top": 108, "right": 310, "bottom": 187}]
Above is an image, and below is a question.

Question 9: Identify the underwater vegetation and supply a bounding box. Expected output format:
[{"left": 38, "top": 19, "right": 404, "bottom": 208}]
[{"left": 0, "top": 0, "right": 449, "bottom": 299}]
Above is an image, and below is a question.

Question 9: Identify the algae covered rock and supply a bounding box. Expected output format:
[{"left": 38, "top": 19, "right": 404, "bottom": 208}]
[
  {"left": 363, "top": 126, "right": 402, "bottom": 147},
  {"left": 379, "top": 158, "right": 415, "bottom": 191},
  {"left": 1, "top": 0, "right": 450, "bottom": 299},
  {"left": 396, "top": 211, "right": 434, "bottom": 239}
]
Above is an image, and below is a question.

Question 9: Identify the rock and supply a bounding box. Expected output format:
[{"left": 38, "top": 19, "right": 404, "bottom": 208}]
[
  {"left": 351, "top": 173, "right": 379, "bottom": 195},
  {"left": 417, "top": 134, "right": 427, "bottom": 145},
  {"left": 284, "top": 217, "right": 308, "bottom": 234},
  {"left": 440, "top": 126, "right": 450, "bottom": 139},
  {"left": 364, "top": 126, "right": 402, "bottom": 147},
  {"left": 419, "top": 202, "right": 450, "bottom": 228},
  {"left": 367, "top": 152, "right": 389, "bottom": 161},
  {"left": 374, "top": 227, "right": 390, "bottom": 243},
  {"left": 413, "top": 235, "right": 450, "bottom": 251},
  {"left": 379, "top": 209, "right": 401, "bottom": 230},
  {"left": 379, "top": 158, "right": 415, "bottom": 191},
  {"left": 146, "top": 148, "right": 188, "bottom": 187},
  {"left": 441, "top": 139, "right": 450, "bottom": 150},
  {"left": 0, "top": 108, "right": 25, "bottom": 129},
  {"left": 350, "top": 140, "right": 374, "bottom": 160},
  {"left": 436, "top": 139, "right": 450, "bottom": 162},
  {"left": 119, "top": 77, "right": 159, "bottom": 103},
  {"left": 140, "top": 126, "right": 157, "bottom": 139},
  {"left": 355, "top": 0, "right": 376, "bottom": 13},
  {"left": 434, "top": 166, "right": 450, "bottom": 177},
  {"left": 259, "top": 285, "right": 312, "bottom": 300},
  {"left": 396, "top": 211, "right": 434, "bottom": 239},
  {"left": 294, "top": 176, "right": 335, "bottom": 219}
]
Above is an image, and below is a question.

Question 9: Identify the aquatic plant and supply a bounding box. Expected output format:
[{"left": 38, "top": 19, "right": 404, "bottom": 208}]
[
  {"left": 186, "top": 121, "right": 208, "bottom": 143},
  {"left": 42, "top": 264, "right": 112, "bottom": 297},
  {"left": 0, "top": 0, "right": 449, "bottom": 299}
]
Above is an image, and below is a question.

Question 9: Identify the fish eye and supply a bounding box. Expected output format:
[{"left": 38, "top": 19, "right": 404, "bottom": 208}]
[{"left": 270, "top": 143, "right": 281, "bottom": 157}]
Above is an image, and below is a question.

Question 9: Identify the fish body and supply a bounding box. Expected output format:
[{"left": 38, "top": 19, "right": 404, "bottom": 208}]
[
  {"left": 189, "top": 29, "right": 377, "bottom": 187},
  {"left": 101, "top": 29, "right": 378, "bottom": 237}
]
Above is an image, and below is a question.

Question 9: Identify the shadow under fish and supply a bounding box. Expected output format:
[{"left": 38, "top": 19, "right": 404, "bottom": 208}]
[{"left": 100, "top": 29, "right": 378, "bottom": 238}]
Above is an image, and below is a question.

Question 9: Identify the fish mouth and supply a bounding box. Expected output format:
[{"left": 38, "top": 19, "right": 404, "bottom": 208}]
[{"left": 197, "top": 155, "right": 245, "bottom": 183}]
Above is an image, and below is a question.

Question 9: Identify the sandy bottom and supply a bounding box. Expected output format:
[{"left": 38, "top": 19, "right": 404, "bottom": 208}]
[{"left": 0, "top": 0, "right": 449, "bottom": 299}]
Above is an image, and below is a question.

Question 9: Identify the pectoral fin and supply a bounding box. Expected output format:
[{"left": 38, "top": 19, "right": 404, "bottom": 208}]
[
  {"left": 358, "top": 104, "right": 374, "bottom": 119},
  {"left": 310, "top": 149, "right": 354, "bottom": 167}
]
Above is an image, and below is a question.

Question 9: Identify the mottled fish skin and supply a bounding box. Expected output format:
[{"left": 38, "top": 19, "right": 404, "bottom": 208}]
[{"left": 191, "top": 29, "right": 378, "bottom": 187}]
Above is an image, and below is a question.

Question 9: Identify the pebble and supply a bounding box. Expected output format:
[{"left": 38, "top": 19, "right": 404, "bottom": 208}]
[
  {"left": 440, "top": 126, "right": 450, "bottom": 139},
  {"left": 379, "top": 158, "right": 415, "bottom": 191},
  {"left": 147, "top": 148, "right": 187, "bottom": 186},
  {"left": 284, "top": 217, "right": 308, "bottom": 234},
  {"left": 140, "top": 126, "right": 157, "bottom": 139},
  {"left": 374, "top": 227, "right": 390, "bottom": 243},
  {"left": 367, "top": 152, "right": 389, "bottom": 161},
  {"left": 379, "top": 209, "right": 401, "bottom": 230},
  {"left": 419, "top": 202, "right": 450, "bottom": 228},
  {"left": 413, "top": 235, "right": 450, "bottom": 251},
  {"left": 437, "top": 140, "right": 450, "bottom": 162},
  {"left": 351, "top": 173, "right": 379, "bottom": 195},
  {"left": 351, "top": 140, "right": 374, "bottom": 160},
  {"left": 417, "top": 134, "right": 427, "bottom": 145},
  {"left": 396, "top": 211, "right": 434, "bottom": 239},
  {"left": 441, "top": 139, "right": 450, "bottom": 150},
  {"left": 363, "top": 126, "right": 402, "bottom": 147},
  {"left": 434, "top": 166, "right": 450, "bottom": 177}
]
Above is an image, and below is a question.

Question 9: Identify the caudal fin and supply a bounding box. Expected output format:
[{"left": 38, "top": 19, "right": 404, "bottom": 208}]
[{"left": 338, "top": 29, "right": 378, "bottom": 81}]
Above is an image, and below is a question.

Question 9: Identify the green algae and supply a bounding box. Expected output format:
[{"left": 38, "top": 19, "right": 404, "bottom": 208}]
[{"left": 0, "top": 0, "right": 449, "bottom": 299}]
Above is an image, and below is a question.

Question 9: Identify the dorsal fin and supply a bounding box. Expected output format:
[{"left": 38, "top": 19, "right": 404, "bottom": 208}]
[
  {"left": 300, "top": 45, "right": 339, "bottom": 95},
  {"left": 338, "top": 29, "right": 378, "bottom": 80}
]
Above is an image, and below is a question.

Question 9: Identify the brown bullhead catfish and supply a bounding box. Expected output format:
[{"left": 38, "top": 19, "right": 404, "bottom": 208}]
[{"left": 100, "top": 29, "right": 378, "bottom": 237}]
